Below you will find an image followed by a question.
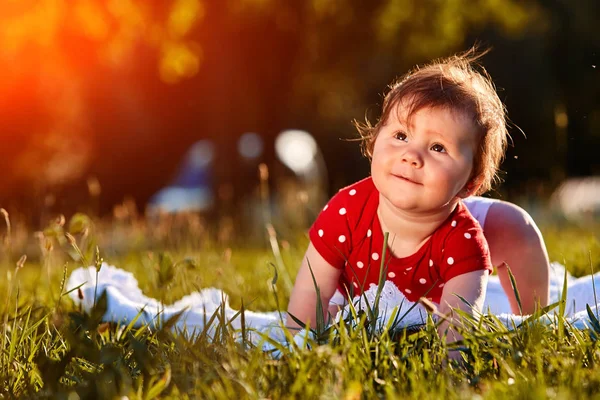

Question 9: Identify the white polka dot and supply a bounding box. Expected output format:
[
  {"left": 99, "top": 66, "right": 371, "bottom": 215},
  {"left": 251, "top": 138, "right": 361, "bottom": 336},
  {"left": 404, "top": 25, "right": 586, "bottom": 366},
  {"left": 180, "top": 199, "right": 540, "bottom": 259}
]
[
  {"left": 339, "top": 208, "right": 347, "bottom": 215},
  {"left": 323, "top": 205, "right": 328, "bottom": 211},
  {"left": 429, "top": 259, "right": 433, "bottom": 267},
  {"left": 406, "top": 267, "right": 412, "bottom": 271},
  {"left": 372, "top": 253, "right": 379, "bottom": 261},
  {"left": 349, "top": 189, "right": 357, "bottom": 196},
  {"left": 447, "top": 257, "right": 454, "bottom": 265},
  {"left": 419, "top": 278, "right": 427, "bottom": 284},
  {"left": 338, "top": 235, "right": 346, "bottom": 243},
  {"left": 464, "top": 232, "right": 472, "bottom": 239},
  {"left": 367, "top": 229, "right": 372, "bottom": 237},
  {"left": 353, "top": 282, "right": 358, "bottom": 288},
  {"left": 405, "top": 289, "right": 412, "bottom": 294},
  {"left": 388, "top": 272, "right": 396, "bottom": 278},
  {"left": 318, "top": 229, "right": 324, "bottom": 237},
  {"left": 451, "top": 220, "right": 457, "bottom": 227},
  {"left": 357, "top": 261, "right": 364, "bottom": 269},
  {"left": 439, "top": 283, "right": 445, "bottom": 288}
]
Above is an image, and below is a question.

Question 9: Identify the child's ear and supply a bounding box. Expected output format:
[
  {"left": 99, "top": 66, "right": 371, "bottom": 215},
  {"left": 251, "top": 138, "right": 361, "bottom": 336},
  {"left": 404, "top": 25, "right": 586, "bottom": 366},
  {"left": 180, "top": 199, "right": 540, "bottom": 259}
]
[{"left": 458, "top": 177, "right": 483, "bottom": 199}]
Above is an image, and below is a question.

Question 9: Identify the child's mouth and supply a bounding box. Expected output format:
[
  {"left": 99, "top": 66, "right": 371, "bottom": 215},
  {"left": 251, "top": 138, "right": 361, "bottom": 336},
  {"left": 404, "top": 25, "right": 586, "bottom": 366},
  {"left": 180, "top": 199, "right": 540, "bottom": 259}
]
[{"left": 394, "top": 174, "right": 421, "bottom": 185}]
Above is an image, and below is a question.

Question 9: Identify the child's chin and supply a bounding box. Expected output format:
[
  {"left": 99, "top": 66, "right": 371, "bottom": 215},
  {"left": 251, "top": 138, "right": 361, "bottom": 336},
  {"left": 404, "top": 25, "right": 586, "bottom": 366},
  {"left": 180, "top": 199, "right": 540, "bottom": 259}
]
[
  {"left": 391, "top": 198, "right": 454, "bottom": 214},
  {"left": 389, "top": 198, "right": 422, "bottom": 212}
]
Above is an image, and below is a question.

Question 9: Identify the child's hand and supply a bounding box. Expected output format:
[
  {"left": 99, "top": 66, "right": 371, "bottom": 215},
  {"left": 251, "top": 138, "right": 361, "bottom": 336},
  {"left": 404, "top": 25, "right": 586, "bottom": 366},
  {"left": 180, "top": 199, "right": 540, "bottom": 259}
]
[{"left": 287, "top": 242, "right": 342, "bottom": 332}]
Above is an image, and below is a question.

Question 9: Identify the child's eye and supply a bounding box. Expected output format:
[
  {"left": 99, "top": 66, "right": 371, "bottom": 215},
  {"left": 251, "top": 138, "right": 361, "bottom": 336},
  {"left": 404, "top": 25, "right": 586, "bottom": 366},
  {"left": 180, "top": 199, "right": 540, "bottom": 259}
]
[
  {"left": 431, "top": 144, "right": 446, "bottom": 153},
  {"left": 394, "top": 132, "right": 408, "bottom": 141}
]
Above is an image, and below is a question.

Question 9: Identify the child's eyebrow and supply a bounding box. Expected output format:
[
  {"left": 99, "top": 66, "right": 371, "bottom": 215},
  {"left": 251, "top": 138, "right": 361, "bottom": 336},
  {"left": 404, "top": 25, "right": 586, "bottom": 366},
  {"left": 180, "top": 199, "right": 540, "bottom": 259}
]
[{"left": 422, "top": 128, "right": 454, "bottom": 142}]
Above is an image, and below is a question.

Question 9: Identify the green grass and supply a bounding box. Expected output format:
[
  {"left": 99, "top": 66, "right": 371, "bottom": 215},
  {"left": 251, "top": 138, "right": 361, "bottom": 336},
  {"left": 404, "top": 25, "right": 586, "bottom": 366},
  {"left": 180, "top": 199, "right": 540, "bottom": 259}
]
[
  {"left": 543, "top": 225, "right": 600, "bottom": 277},
  {"left": 0, "top": 209, "right": 600, "bottom": 398}
]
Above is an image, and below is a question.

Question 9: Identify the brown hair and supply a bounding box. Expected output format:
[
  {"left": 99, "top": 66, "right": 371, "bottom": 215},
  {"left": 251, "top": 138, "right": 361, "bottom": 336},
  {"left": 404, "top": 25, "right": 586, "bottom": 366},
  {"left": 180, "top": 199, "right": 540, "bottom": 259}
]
[{"left": 355, "top": 49, "right": 509, "bottom": 195}]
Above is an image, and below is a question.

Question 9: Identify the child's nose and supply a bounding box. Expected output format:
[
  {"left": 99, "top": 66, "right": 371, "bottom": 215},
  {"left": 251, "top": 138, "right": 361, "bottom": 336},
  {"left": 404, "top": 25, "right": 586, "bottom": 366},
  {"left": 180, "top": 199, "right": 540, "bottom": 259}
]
[{"left": 401, "top": 147, "right": 424, "bottom": 168}]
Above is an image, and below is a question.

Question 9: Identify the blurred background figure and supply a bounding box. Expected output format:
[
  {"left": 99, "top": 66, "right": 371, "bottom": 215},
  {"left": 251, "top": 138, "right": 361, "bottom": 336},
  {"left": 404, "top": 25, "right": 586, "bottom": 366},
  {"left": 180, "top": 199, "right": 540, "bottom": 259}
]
[
  {"left": 551, "top": 177, "right": 600, "bottom": 222},
  {"left": 147, "top": 140, "right": 215, "bottom": 214},
  {"left": 238, "top": 132, "right": 264, "bottom": 162}
]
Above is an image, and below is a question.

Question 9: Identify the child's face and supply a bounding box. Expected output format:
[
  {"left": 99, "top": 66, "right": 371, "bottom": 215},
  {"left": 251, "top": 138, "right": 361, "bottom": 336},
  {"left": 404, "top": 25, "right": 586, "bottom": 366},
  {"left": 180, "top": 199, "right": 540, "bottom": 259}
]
[{"left": 371, "top": 104, "right": 478, "bottom": 214}]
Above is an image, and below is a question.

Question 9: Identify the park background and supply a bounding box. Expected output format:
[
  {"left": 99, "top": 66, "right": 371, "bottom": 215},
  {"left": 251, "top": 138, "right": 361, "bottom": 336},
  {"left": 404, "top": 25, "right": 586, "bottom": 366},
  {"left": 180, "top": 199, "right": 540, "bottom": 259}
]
[
  {"left": 2, "top": 1, "right": 600, "bottom": 397},
  {"left": 0, "top": 0, "right": 598, "bottom": 234}
]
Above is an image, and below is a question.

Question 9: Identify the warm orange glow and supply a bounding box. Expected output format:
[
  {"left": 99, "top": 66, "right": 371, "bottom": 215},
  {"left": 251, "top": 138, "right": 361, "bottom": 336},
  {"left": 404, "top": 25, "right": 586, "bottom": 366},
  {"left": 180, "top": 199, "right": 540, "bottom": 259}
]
[
  {"left": 168, "top": 0, "right": 205, "bottom": 38},
  {"left": 0, "top": 0, "right": 204, "bottom": 187},
  {"left": 1, "top": 0, "right": 63, "bottom": 56},
  {"left": 160, "top": 41, "right": 203, "bottom": 84},
  {"left": 74, "top": 1, "right": 110, "bottom": 41},
  {"left": 0, "top": 0, "right": 206, "bottom": 87}
]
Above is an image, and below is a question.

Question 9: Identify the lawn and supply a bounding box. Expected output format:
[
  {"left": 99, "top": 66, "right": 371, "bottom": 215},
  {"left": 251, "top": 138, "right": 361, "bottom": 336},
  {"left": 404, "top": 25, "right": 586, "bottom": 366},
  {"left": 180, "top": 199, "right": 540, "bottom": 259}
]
[{"left": 0, "top": 207, "right": 599, "bottom": 398}]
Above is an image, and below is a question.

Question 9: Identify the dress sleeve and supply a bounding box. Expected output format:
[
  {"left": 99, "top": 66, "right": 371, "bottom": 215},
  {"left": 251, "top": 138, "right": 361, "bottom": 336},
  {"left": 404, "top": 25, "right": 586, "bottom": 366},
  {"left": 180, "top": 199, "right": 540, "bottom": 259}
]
[
  {"left": 438, "top": 219, "right": 493, "bottom": 282},
  {"left": 308, "top": 190, "right": 353, "bottom": 269}
]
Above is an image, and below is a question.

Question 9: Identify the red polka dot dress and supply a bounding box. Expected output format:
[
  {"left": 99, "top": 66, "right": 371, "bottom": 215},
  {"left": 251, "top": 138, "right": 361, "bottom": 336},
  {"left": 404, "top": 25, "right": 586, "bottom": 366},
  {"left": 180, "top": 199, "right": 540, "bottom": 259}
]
[{"left": 309, "top": 177, "right": 493, "bottom": 304}]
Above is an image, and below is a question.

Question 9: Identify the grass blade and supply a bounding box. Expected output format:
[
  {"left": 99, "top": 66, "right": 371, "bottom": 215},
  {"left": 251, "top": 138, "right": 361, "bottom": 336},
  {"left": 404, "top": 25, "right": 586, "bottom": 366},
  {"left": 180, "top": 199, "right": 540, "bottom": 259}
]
[
  {"left": 306, "top": 259, "right": 326, "bottom": 338},
  {"left": 557, "top": 264, "right": 568, "bottom": 342},
  {"left": 505, "top": 263, "right": 523, "bottom": 315}
]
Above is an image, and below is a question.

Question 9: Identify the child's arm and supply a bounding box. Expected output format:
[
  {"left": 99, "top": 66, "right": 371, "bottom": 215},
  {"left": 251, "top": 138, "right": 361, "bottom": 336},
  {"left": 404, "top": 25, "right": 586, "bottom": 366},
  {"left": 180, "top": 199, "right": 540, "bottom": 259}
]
[
  {"left": 287, "top": 242, "right": 342, "bottom": 332},
  {"left": 437, "top": 269, "right": 489, "bottom": 353}
]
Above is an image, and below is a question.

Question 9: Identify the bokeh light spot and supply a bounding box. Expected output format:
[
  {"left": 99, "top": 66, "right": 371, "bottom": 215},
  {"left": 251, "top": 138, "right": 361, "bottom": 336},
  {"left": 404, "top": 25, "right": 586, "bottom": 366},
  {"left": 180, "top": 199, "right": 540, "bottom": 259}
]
[
  {"left": 168, "top": 0, "right": 204, "bottom": 38},
  {"left": 238, "top": 132, "right": 264, "bottom": 160},
  {"left": 159, "top": 41, "right": 202, "bottom": 83},
  {"left": 275, "top": 129, "right": 317, "bottom": 174}
]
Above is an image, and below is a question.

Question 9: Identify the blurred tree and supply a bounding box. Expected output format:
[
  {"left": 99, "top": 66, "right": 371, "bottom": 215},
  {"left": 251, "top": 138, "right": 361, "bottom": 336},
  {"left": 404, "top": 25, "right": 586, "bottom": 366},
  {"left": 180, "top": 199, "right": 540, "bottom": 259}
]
[
  {"left": 546, "top": 0, "right": 600, "bottom": 177},
  {"left": 0, "top": 0, "right": 596, "bottom": 219}
]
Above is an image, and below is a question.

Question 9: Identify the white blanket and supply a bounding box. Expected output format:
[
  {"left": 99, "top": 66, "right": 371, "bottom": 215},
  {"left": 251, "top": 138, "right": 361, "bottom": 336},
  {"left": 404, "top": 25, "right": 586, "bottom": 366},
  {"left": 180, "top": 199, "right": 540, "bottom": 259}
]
[{"left": 66, "top": 262, "right": 600, "bottom": 350}]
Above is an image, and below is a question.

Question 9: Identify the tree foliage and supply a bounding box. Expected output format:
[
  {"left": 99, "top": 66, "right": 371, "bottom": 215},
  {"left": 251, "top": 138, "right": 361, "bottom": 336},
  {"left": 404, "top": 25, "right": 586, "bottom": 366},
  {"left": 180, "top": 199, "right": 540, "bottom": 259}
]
[{"left": 0, "top": 0, "right": 597, "bottom": 211}]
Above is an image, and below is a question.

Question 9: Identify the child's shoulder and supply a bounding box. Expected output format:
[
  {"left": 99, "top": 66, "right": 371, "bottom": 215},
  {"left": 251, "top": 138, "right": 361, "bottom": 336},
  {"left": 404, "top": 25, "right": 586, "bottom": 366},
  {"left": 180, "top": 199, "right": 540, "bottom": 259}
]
[
  {"left": 433, "top": 201, "right": 489, "bottom": 253},
  {"left": 433, "top": 201, "right": 485, "bottom": 240},
  {"left": 431, "top": 201, "right": 493, "bottom": 282},
  {"left": 453, "top": 200, "right": 485, "bottom": 230}
]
